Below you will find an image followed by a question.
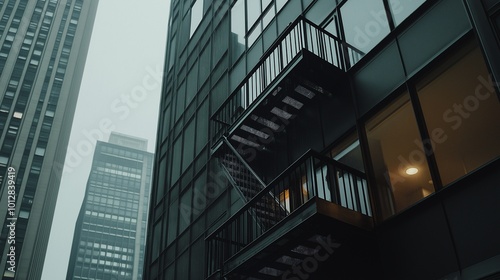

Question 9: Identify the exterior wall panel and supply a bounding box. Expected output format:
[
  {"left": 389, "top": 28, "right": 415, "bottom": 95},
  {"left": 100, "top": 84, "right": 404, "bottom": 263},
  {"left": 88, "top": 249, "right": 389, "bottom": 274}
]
[
  {"left": 354, "top": 41, "right": 405, "bottom": 116},
  {"left": 398, "top": 0, "right": 471, "bottom": 76}
]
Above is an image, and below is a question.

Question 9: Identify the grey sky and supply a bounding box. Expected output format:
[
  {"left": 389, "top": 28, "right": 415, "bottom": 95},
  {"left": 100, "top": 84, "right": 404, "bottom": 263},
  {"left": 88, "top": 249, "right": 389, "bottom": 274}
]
[{"left": 41, "top": 1, "right": 170, "bottom": 279}]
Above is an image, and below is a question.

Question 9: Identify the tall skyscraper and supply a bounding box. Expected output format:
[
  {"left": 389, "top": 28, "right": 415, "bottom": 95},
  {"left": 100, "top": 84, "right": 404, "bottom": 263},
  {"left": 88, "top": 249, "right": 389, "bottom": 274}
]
[
  {"left": 66, "top": 132, "right": 153, "bottom": 280},
  {"left": 145, "top": 0, "right": 500, "bottom": 279},
  {"left": 0, "top": 0, "right": 98, "bottom": 279}
]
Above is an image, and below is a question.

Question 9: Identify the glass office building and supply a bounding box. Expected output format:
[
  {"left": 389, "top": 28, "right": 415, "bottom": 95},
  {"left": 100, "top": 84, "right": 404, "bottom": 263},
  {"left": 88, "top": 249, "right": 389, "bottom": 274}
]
[
  {"left": 0, "top": 0, "right": 98, "bottom": 279},
  {"left": 66, "top": 132, "right": 153, "bottom": 280},
  {"left": 144, "top": 0, "right": 500, "bottom": 279}
]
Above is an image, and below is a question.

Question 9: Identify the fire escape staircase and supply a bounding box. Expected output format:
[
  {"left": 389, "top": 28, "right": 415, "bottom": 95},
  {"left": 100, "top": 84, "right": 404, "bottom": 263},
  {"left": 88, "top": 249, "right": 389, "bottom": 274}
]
[
  {"left": 206, "top": 16, "right": 371, "bottom": 280},
  {"left": 217, "top": 137, "right": 288, "bottom": 231},
  {"left": 210, "top": 16, "right": 364, "bottom": 155},
  {"left": 206, "top": 150, "right": 375, "bottom": 280}
]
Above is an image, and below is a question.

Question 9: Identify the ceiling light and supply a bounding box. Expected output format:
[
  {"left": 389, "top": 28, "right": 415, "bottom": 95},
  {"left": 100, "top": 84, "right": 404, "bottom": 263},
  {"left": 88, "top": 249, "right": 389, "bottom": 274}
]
[{"left": 405, "top": 167, "right": 419, "bottom": 175}]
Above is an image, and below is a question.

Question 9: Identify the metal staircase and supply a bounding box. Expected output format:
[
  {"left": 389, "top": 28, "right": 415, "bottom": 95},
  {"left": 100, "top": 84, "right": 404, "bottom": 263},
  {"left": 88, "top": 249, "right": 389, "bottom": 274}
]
[
  {"left": 227, "top": 75, "right": 330, "bottom": 151},
  {"left": 206, "top": 16, "right": 370, "bottom": 280},
  {"left": 217, "top": 137, "right": 288, "bottom": 231},
  {"left": 210, "top": 16, "right": 363, "bottom": 151},
  {"left": 206, "top": 151, "right": 374, "bottom": 280}
]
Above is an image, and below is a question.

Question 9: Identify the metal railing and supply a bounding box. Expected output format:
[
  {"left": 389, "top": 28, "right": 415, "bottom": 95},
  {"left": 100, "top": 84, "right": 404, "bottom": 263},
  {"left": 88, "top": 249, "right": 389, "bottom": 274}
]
[
  {"left": 206, "top": 150, "right": 371, "bottom": 277},
  {"left": 210, "top": 16, "right": 364, "bottom": 146},
  {"left": 217, "top": 137, "right": 267, "bottom": 202}
]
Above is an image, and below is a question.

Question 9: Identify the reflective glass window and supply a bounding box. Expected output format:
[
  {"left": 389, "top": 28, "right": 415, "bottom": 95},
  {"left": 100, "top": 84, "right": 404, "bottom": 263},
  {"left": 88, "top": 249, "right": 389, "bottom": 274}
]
[
  {"left": 0, "top": 156, "right": 8, "bottom": 165},
  {"left": 417, "top": 43, "right": 500, "bottom": 185},
  {"left": 195, "top": 99, "right": 208, "bottom": 154},
  {"left": 341, "top": 0, "right": 389, "bottom": 54},
  {"left": 156, "top": 157, "right": 167, "bottom": 204},
  {"left": 366, "top": 93, "right": 435, "bottom": 219},
  {"left": 231, "top": 0, "right": 245, "bottom": 60},
  {"left": 190, "top": 0, "right": 203, "bottom": 37},
  {"left": 390, "top": 0, "right": 426, "bottom": 26},
  {"left": 167, "top": 199, "right": 179, "bottom": 246},
  {"left": 171, "top": 137, "right": 183, "bottom": 185},
  {"left": 151, "top": 221, "right": 161, "bottom": 259},
  {"left": 35, "top": 147, "right": 45, "bottom": 156},
  {"left": 182, "top": 119, "right": 195, "bottom": 172},
  {"left": 178, "top": 188, "right": 193, "bottom": 233},
  {"left": 247, "top": 1, "right": 260, "bottom": 29}
]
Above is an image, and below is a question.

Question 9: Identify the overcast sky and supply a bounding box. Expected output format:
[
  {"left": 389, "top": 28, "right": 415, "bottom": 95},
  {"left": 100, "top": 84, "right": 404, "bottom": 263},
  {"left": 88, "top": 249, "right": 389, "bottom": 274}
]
[{"left": 41, "top": 0, "right": 170, "bottom": 278}]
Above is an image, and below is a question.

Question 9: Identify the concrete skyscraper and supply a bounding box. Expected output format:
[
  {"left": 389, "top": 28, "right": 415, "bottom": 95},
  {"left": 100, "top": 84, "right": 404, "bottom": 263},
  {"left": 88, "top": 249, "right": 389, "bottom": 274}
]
[
  {"left": 145, "top": 0, "right": 500, "bottom": 279},
  {"left": 0, "top": 0, "right": 98, "bottom": 279},
  {"left": 66, "top": 132, "right": 153, "bottom": 280}
]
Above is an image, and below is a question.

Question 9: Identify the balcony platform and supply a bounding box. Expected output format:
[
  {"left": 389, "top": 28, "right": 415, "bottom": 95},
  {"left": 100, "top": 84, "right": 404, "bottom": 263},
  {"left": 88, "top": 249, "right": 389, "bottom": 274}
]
[
  {"left": 220, "top": 198, "right": 376, "bottom": 280},
  {"left": 214, "top": 50, "right": 349, "bottom": 155},
  {"left": 210, "top": 17, "right": 362, "bottom": 155}
]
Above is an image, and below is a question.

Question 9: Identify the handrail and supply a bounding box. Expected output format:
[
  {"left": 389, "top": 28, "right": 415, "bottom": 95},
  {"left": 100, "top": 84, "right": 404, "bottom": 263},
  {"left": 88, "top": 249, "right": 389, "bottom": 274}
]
[
  {"left": 206, "top": 149, "right": 313, "bottom": 241},
  {"left": 206, "top": 149, "right": 368, "bottom": 241},
  {"left": 222, "top": 136, "right": 267, "bottom": 189},
  {"left": 258, "top": 16, "right": 362, "bottom": 74},
  {"left": 205, "top": 149, "right": 372, "bottom": 276},
  {"left": 209, "top": 16, "right": 364, "bottom": 146},
  {"left": 218, "top": 15, "right": 362, "bottom": 120}
]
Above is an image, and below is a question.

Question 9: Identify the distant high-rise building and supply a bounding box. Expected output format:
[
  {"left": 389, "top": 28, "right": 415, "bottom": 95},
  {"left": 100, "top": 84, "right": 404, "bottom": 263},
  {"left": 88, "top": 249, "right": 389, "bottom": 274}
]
[
  {"left": 0, "top": 0, "right": 98, "bottom": 279},
  {"left": 66, "top": 132, "right": 153, "bottom": 280},
  {"left": 144, "top": 0, "right": 500, "bottom": 279}
]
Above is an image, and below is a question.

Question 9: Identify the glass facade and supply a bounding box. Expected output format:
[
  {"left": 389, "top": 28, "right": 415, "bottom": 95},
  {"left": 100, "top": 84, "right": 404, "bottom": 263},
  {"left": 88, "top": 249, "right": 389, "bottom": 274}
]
[
  {"left": 416, "top": 43, "right": 500, "bottom": 186},
  {"left": 66, "top": 133, "right": 153, "bottom": 280},
  {"left": 146, "top": 0, "right": 500, "bottom": 279},
  {"left": 0, "top": 0, "right": 98, "bottom": 279},
  {"left": 366, "top": 92, "right": 435, "bottom": 219}
]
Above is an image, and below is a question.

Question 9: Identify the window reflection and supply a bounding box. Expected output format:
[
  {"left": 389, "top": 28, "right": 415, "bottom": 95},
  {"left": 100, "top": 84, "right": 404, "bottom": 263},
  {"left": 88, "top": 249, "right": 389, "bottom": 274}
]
[
  {"left": 168, "top": 36, "right": 176, "bottom": 70},
  {"left": 341, "top": 0, "right": 390, "bottom": 54},
  {"left": 324, "top": 14, "right": 339, "bottom": 37},
  {"left": 366, "top": 93, "right": 434, "bottom": 219},
  {"left": 389, "top": 0, "right": 426, "bottom": 26},
  {"left": 230, "top": 0, "right": 289, "bottom": 58},
  {"left": 330, "top": 132, "right": 364, "bottom": 173},
  {"left": 231, "top": 0, "right": 245, "bottom": 60},
  {"left": 276, "top": 0, "right": 288, "bottom": 11},
  {"left": 247, "top": 0, "right": 260, "bottom": 29},
  {"left": 330, "top": 133, "right": 372, "bottom": 216},
  {"left": 190, "top": 0, "right": 203, "bottom": 37}
]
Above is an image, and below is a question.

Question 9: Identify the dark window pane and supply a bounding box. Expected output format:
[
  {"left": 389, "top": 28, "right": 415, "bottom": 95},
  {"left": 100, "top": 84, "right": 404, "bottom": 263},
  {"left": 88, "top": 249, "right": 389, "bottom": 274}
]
[
  {"left": 186, "top": 62, "right": 198, "bottom": 105},
  {"left": 171, "top": 137, "right": 183, "bottom": 184},
  {"left": 182, "top": 119, "right": 195, "bottom": 172},
  {"left": 151, "top": 221, "right": 162, "bottom": 260},
  {"left": 156, "top": 157, "right": 167, "bottom": 204},
  {"left": 167, "top": 199, "right": 179, "bottom": 246},
  {"left": 195, "top": 99, "right": 208, "bottom": 154}
]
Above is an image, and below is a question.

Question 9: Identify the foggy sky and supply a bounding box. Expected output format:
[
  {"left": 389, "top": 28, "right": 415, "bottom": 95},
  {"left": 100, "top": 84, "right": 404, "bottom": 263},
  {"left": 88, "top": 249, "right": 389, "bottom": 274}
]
[{"left": 40, "top": 1, "right": 170, "bottom": 279}]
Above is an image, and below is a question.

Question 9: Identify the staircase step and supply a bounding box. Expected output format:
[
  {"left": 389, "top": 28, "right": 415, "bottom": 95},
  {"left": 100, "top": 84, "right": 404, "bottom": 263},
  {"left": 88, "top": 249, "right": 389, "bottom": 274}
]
[
  {"left": 264, "top": 260, "right": 293, "bottom": 271},
  {"left": 240, "top": 124, "right": 272, "bottom": 140},
  {"left": 282, "top": 250, "right": 311, "bottom": 260},
  {"left": 252, "top": 271, "right": 280, "bottom": 280},
  {"left": 281, "top": 95, "right": 304, "bottom": 110},
  {"left": 249, "top": 114, "right": 282, "bottom": 132}
]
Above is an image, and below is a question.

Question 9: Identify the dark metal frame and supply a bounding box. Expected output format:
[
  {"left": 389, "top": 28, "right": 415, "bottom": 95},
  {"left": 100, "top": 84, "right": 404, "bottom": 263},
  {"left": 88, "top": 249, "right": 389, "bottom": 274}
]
[
  {"left": 210, "top": 15, "right": 364, "bottom": 149},
  {"left": 205, "top": 149, "right": 372, "bottom": 278}
]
